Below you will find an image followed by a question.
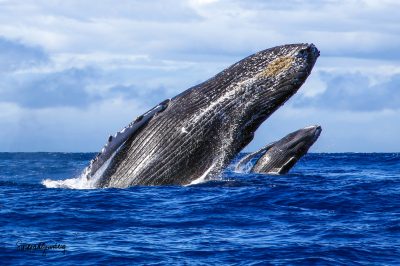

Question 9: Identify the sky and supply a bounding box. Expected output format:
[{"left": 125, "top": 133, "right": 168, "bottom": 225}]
[{"left": 0, "top": 0, "right": 399, "bottom": 152}]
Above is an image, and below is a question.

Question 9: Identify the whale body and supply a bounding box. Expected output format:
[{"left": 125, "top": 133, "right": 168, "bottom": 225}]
[
  {"left": 236, "top": 125, "right": 322, "bottom": 174},
  {"left": 84, "top": 43, "right": 320, "bottom": 187}
]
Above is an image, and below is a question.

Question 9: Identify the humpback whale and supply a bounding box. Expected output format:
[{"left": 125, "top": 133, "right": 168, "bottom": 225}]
[
  {"left": 236, "top": 125, "right": 322, "bottom": 174},
  {"left": 84, "top": 43, "right": 320, "bottom": 187}
]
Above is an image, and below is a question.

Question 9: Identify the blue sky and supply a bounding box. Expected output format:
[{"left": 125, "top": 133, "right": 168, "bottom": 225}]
[{"left": 0, "top": 0, "right": 399, "bottom": 152}]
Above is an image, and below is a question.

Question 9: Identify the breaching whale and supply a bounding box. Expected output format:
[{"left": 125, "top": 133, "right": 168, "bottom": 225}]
[
  {"left": 236, "top": 125, "right": 322, "bottom": 174},
  {"left": 83, "top": 43, "right": 320, "bottom": 187}
]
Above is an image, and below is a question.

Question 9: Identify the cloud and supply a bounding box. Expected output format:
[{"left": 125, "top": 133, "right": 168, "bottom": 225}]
[
  {"left": 0, "top": 66, "right": 176, "bottom": 109},
  {"left": 248, "top": 106, "right": 400, "bottom": 153},
  {"left": 0, "top": 0, "right": 399, "bottom": 61},
  {"left": 0, "top": 0, "right": 399, "bottom": 151},
  {"left": 294, "top": 72, "right": 400, "bottom": 111},
  {"left": 107, "top": 85, "right": 170, "bottom": 104},
  {"left": 0, "top": 67, "right": 101, "bottom": 108},
  {"left": 16, "top": 0, "right": 202, "bottom": 22},
  {"left": 0, "top": 37, "right": 49, "bottom": 72},
  {"left": 226, "top": 0, "right": 341, "bottom": 10},
  {"left": 0, "top": 99, "right": 150, "bottom": 152}
]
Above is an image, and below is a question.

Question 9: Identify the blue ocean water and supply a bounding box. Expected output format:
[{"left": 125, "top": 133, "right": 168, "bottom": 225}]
[{"left": 1, "top": 153, "right": 400, "bottom": 265}]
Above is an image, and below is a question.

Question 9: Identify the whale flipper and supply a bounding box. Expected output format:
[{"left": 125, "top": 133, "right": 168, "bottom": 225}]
[
  {"left": 82, "top": 99, "right": 170, "bottom": 180},
  {"left": 234, "top": 142, "right": 276, "bottom": 173},
  {"left": 277, "top": 157, "right": 297, "bottom": 174}
]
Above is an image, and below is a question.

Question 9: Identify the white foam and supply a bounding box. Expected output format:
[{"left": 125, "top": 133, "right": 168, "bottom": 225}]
[
  {"left": 266, "top": 170, "right": 280, "bottom": 175},
  {"left": 42, "top": 150, "right": 117, "bottom": 189},
  {"left": 42, "top": 175, "right": 94, "bottom": 189},
  {"left": 234, "top": 160, "right": 253, "bottom": 174}
]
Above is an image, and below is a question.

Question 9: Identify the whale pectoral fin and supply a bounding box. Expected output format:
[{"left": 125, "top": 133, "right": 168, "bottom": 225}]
[
  {"left": 83, "top": 99, "right": 171, "bottom": 180},
  {"left": 277, "top": 156, "right": 297, "bottom": 174},
  {"left": 235, "top": 141, "right": 276, "bottom": 172}
]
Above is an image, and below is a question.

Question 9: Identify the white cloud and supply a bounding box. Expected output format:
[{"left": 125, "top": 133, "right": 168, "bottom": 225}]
[
  {"left": 294, "top": 71, "right": 400, "bottom": 111},
  {"left": 0, "top": 0, "right": 399, "bottom": 151},
  {"left": 248, "top": 106, "right": 400, "bottom": 153},
  {"left": 0, "top": 99, "right": 151, "bottom": 152},
  {"left": 0, "top": 37, "right": 49, "bottom": 71}
]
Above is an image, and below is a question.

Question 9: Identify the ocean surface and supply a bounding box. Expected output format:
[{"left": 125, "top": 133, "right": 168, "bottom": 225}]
[{"left": 1, "top": 152, "right": 399, "bottom": 265}]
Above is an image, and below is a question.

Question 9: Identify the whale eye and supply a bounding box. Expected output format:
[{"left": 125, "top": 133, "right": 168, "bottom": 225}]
[{"left": 134, "top": 115, "right": 144, "bottom": 123}]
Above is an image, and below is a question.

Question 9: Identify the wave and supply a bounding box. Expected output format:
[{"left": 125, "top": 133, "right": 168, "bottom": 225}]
[{"left": 42, "top": 151, "right": 116, "bottom": 189}]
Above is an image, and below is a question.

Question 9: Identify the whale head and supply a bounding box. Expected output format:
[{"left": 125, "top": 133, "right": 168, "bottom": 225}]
[
  {"left": 276, "top": 125, "right": 322, "bottom": 157},
  {"left": 227, "top": 43, "right": 319, "bottom": 139},
  {"left": 188, "top": 43, "right": 320, "bottom": 157}
]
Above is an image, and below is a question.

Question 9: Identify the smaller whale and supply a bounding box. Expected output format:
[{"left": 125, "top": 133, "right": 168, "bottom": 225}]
[{"left": 236, "top": 125, "right": 322, "bottom": 174}]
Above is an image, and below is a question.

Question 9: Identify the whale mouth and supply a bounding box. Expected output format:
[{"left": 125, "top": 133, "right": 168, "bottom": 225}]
[
  {"left": 314, "top": 125, "right": 322, "bottom": 137},
  {"left": 303, "top": 125, "right": 322, "bottom": 144},
  {"left": 308, "top": 125, "right": 322, "bottom": 143},
  {"left": 305, "top": 44, "right": 320, "bottom": 65}
]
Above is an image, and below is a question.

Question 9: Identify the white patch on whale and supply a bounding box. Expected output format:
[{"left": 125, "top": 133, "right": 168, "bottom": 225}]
[
  {"left": 181, "top": 127, "right": 188, "bottom": 134},
  {"left": 188, "top": 162, "right": 217, "bottom": 185},
  {"left": 303, "top": 125, "right": 318, "bottom": 130}
]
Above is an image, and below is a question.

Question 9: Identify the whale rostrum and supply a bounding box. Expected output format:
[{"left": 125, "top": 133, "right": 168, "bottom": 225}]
[{"left": 83, "top": 43, "right": 320, "bottom": 187}]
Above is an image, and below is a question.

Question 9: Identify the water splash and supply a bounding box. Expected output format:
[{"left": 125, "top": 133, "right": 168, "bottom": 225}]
[
  {"left": 234, "top": 160, "right": 253, "bottom": 173},
  {"left": 42, "top": 151, "right": 116, "bottom": 189}
]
